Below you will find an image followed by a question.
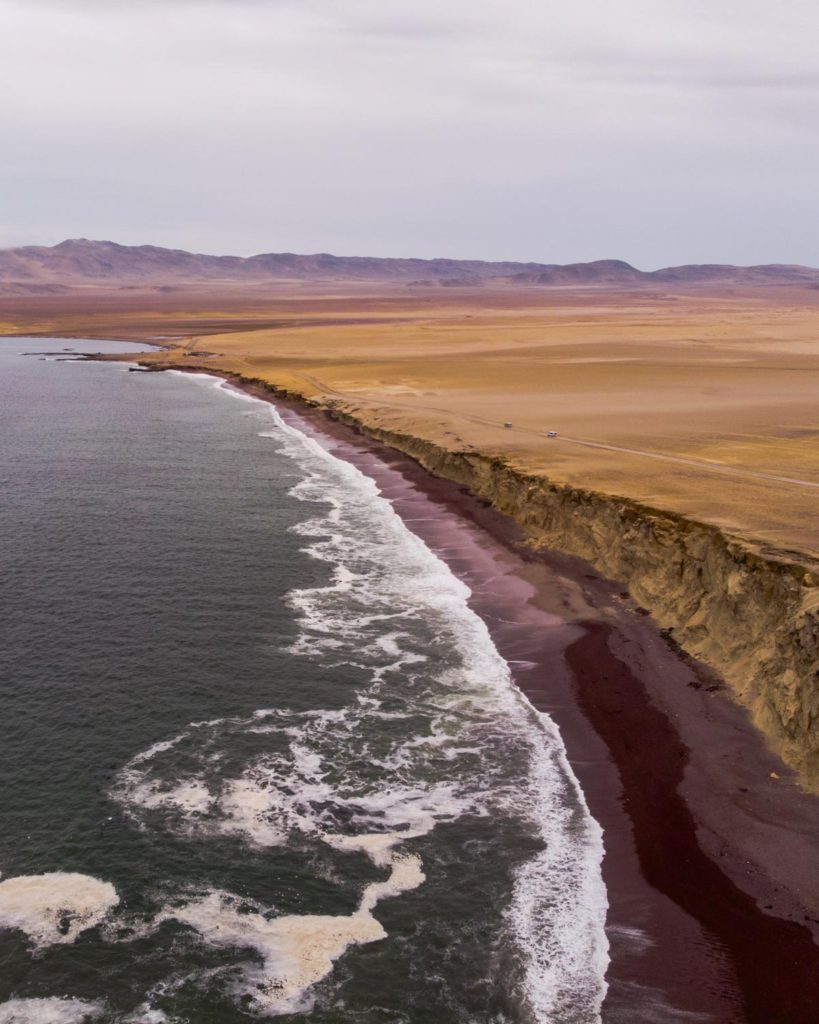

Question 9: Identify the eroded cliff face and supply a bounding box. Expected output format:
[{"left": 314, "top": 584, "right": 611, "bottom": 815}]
[
  {"left": 145, "top": 365, "right": 819, "bottom": 788},
  {"left": 326, "top": 414, "right": 819, "bottom": 789}
]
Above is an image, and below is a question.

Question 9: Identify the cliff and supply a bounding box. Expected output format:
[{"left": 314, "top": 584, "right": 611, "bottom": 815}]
[
  {"left": 349, "top": 420, "right": 819, "bottom": 784},
  {"left": 147, "top": 364, "right": 819, "bottom": 787}
]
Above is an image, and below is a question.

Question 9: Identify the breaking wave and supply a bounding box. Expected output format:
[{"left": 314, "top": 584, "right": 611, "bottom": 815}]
[
  {"left": 109, "top": 374, "right": 609, "bottom": 1020},
  {"left": 0, "top": 367, "right": 607, "bottom": 1021}
]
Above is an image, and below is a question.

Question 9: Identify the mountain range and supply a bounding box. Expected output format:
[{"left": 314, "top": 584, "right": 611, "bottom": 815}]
[{"left": 1, "top": 239, "right": 818, "bottom": 294}]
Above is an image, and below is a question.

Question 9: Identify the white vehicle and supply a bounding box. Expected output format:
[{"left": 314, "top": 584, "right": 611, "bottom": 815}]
[{"left": 547, "top": 430, "right": 558, "bottom": 437}]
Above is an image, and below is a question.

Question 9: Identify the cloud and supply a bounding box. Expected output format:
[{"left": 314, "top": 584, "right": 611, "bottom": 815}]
[{"left": 0, "top": 0, "right": 817, "bottom": 265}]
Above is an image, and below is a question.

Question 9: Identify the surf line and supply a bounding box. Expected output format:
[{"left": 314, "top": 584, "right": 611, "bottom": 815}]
[{"left": 151, "top": 370, "right": 611, "bottom": 1020}]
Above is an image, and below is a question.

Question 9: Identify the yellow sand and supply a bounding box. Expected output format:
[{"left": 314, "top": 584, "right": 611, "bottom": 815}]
[{"left": 5, "top": 287, "right": 819, "bottom": 557}]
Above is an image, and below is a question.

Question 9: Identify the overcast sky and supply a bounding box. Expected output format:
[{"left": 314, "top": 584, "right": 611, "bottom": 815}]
[{"left": 1, "top": 0, "right": 817, "bottom": 267}]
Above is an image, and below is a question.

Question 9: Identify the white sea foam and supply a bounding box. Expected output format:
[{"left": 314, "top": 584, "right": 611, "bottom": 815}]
[
  {"left": 112, "top": 839, "right": 425, "bottom": 1016},
  {"left": 125, "top": 779, "right": 214, "bottom": 817},
  {"left": 125, "top": 372, "right": 610, "bottom": 1021},
  {"left": 177, "top": 847, "right": 421, "bottom": 1015},
  {"left": 324, "top": 833, "right": 397, "bottom": 867},
  {"left": 0, "top": 873, "right": 119, "bottom": 951},
  {"left": 121, "top": 1009, "right": 171, "bottom": 1024},
  {"left": 157, "top": 845, "right": 424, "bottom": 1017},
  {"left": 116, "top": 710, "right": 475, "bottom": 858},
  {"left": 0, "top": 998, "right": 103, "bottom": 1024}
]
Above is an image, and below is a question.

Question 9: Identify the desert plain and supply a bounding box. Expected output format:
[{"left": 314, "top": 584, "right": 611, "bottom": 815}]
[{"left": 5, "top": 283, "right": 819, "bottom": 562}]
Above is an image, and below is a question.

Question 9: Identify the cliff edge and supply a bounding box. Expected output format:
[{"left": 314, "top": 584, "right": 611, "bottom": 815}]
[
  {"left": 138, "top": 361, "right": 819, "bottom": 788},
  {"left": 351, "top": 422, "right": 819, "bottom": 787}
]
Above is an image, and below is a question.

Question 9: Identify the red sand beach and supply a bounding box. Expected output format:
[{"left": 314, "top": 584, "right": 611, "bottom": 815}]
[{"left": 263, "top": 388, "right": 819, "bottom": 1024}]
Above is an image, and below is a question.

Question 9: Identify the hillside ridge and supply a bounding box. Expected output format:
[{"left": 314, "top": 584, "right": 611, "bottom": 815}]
[{"left": 2, "top": 238, "right": 818, "bottom": 293}]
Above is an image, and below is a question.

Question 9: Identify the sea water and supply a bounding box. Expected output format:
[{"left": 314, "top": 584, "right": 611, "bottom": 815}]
[{"left": 0, "top": 341, "right": 607, "bottom": 1023}]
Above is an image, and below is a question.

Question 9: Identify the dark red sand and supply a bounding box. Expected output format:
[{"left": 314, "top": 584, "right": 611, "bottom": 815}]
[
  {"left": 177, "top": 370, "right": 819, "bottom": 1022},
  {"left": 568, "top": 623, "right": 819, "bottom": 1024}
]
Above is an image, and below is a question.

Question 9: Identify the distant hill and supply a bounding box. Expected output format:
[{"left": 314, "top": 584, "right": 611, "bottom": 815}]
[{"left": 1, "top": 239, "right": 818, "bottom": 294}]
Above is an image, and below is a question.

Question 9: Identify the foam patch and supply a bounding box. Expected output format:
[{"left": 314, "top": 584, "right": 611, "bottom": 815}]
[
  {"left": 0, "top": 872, "right": 119, "bottom": 950},
  {"left": 163, "top": 845, "right": 424, "bottom": 1015},
  {"left": 0, "top": 998, "right": 103, "bottom": 1024}
]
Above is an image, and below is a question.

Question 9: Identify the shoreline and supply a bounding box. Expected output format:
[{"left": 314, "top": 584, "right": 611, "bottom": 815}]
[
  {"left": 218, "top": 373, "right": 819, "bottom": 1022},
  {"left": 12, "top": 318, "right": 819, "bottom": 1016},
  {"left": 118, "top": 348, "right": 819, "bottom": 793},
  {"left": 60, "top": 348, "right": 819, "bottom": 1019}
]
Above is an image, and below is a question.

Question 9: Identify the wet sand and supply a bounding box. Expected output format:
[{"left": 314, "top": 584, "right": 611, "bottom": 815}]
[{"left": 258, "top": 388, "right": 819, "bottom": 1023}]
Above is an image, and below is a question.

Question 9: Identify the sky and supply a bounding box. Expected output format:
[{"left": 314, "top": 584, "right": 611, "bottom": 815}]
[{"left": 1, "top": 0, "right": 817, "bottom": 268}]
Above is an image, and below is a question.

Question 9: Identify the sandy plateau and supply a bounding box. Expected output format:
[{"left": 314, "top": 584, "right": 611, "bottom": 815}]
[
  {"left": 4, "top": 283, "right": 819, "bottom": 787},
  {"left": 6, "top": 286, "right": 819, "bottom": 551},
  {"left": 212, "top": 302, "right": 816, "bottom": 550}
]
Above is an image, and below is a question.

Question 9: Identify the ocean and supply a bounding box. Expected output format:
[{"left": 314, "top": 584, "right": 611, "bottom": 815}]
[{"left": 0, "top": 340, "right": 607, "bottom": 1023}]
